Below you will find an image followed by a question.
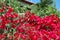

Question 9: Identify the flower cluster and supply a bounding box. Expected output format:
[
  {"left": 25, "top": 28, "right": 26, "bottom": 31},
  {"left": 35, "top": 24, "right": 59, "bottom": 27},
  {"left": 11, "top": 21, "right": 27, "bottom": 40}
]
[{"left": 0, "top": 7, "right": 60, "bottom": 40}]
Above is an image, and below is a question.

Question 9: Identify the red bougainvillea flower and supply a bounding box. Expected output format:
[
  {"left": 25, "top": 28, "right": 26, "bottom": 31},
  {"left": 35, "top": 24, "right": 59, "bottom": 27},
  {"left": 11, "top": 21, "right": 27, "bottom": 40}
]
[
  {"left": 0, "top": 9, "right": 3, "bottom": 12},
  {"left": 7, "top": 6, "right": 13, "bottom": 13},
  {"left": 0, "top": 6, "right": 60, "bottom": 40}
]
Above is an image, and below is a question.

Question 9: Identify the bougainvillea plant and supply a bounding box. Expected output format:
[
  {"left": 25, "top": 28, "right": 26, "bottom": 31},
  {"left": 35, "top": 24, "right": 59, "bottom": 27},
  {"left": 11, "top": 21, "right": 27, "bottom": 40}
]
[{"left": 0, "top": 6, "right": 60, "bottom": 40}]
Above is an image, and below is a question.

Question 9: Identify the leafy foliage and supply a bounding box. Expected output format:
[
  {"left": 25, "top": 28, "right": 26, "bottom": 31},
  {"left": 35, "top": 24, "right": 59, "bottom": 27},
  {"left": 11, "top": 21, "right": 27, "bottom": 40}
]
[
  {"left": 27, "top": 0, "right": 60, "bottom": 17},
  {"left": 0, "top": 0, "right": 30, "bottom": 13},
  {"left": 0, "top": 0, "right": 60, "bottom": 17}
]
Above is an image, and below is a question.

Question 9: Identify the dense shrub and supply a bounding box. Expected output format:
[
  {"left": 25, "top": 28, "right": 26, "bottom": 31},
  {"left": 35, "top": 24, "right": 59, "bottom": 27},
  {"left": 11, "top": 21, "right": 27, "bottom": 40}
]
[
  {"left": 0, "top": 7, "right": 60, "bottom": 40},
  {"left": 0, "top": 0, "right": 60, "bottom": 17}
]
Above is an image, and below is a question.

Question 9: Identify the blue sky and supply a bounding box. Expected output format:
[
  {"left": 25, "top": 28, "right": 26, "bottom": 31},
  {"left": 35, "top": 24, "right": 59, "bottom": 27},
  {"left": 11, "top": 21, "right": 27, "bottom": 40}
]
[
  {"left": 27, "top": 0, "right": 40, "bottom": 3},
  {"left": 27, "top": 0, "right": 60, "bottom": 11},
  {"left": 56, "top": 0, "right": 60, "bottom": 11}
]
